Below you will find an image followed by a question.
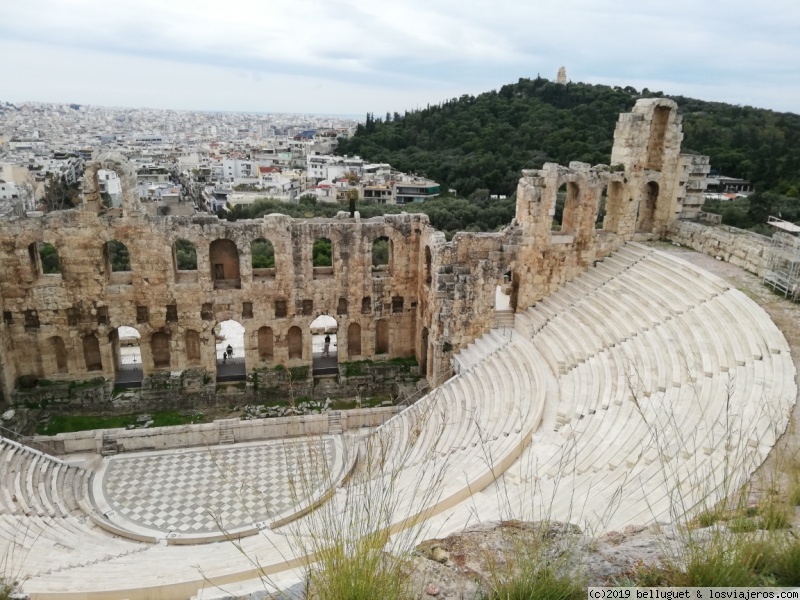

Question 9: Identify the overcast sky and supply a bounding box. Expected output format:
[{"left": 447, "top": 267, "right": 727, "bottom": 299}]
[{"left": 2, "top": 0, "right": 799, "bottom": 115}]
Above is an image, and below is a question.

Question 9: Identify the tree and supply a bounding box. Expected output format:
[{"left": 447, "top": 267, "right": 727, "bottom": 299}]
[
  {"left": 42, "top": 174, "right": 79, "bottom": 212},
  {"left": 16, "top": 171, "right": 37, "bottom": 212}
]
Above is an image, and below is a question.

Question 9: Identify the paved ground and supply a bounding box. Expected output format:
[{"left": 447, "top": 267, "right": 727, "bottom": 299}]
[{"left": 101, "top": 438, "right": 336, "bottom": 534}]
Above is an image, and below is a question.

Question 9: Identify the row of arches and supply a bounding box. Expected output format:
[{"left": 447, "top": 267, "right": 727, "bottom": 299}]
[
  {"left": 24, "top": 237, "right": 397, "bottom": 286},
  {"left": 549, "top": 180, "right": 660, "bottom": 235},
  {"left": 30, "top": 317, "right": 397, "bottom": 385}
]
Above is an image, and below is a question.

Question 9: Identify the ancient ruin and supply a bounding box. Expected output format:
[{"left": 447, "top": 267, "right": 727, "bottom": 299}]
[
  {"left": 1, "top": 99, "right": 796, "bottom": 600},
  {"left": 0, "top": 98, "right": 709, "bottom": 405}
]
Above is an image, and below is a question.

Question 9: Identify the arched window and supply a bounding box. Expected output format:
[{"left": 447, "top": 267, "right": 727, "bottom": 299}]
[
  {"left": 646, "top": 105, "right": 671, "bottom": 171},
  {"left": 252, "top": 238, "right": 275, "bottom": 281},
  {"left": 375, "top": 320, "right": 389, "bottom": 355},
  {"left": 106, "top": 240, "right": 131, "bottom": 271},
  {"left": 151, "top": 331, "right": 171, "bottom": 369},
  {"left": 347, "top": 322, "right": 361, "bottom": 357},
  {"left": 372, "top": 236, "right": 392, "bottom": 276},
  {"left": 288, "top": 326, "right": 303, "bottom": 359},
  {"left": 312, "top": 238, "right": 333, "bottom": 279},
  {"left": 337, "top": 297, "right": 348, "bottom": 315},
  {"left": 30, "top": 242, "right": 61, "bottom": 276},
  {"left": 552, "top": 182, "right": 579, "bottom": 233},
  {"left": 313, "top": 238, "right": 332, "bottom": 267},
  {"left": 258, "top": 326, "right": 274, "bottom": 360},
  {"left": 209, "top": 239, "right": 240, "bottom": 289},
  {"left": 173, "top": 239, "right": 197, "bottom": 283},
  {"left": 48, "top": 336, "right": 68, "bottom": 374},
  {"left": 82, "top": 334, "right": 102, "bottom": 371},
  {"left": 104, "top": 240, "right": 132, "bottom": 284},
  {"left": 185, "top": 330, "right": 201, "bottom": 365},
  {"left": 602, "top": 181, "right": 625, "bottom": 232},
  {"left": 637, "top": 182, "right": 659, "bottom": 233}
]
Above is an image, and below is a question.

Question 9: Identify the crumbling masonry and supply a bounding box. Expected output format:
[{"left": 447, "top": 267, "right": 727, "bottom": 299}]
[{"left": 0, "top": 99, "right": 709, "bottom": 405}]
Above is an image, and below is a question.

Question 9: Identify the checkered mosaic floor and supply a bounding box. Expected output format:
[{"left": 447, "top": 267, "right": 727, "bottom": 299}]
[{"left": 102, "top": 439, "right": 335, "bottom": 533}]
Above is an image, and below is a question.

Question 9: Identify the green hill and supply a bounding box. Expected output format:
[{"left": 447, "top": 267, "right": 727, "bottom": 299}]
[{"left": 336, "top": 78, "right": 800, "bottom": 199}]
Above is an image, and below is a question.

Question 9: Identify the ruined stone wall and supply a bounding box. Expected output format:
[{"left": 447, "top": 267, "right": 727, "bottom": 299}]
[
  {"left": 668, "top": 220, "right": 771, "bottom": 276},
  {"left": 0, "top": 98, "right": 707, "bottom": 404},
  {"left": 0, "top": 211, "right": 426, "bottom": 399}
]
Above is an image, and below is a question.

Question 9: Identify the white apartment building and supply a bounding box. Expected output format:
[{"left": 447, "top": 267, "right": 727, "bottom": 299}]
[{"left": 97, "top": 169, "right": 122, "bottom": 207}]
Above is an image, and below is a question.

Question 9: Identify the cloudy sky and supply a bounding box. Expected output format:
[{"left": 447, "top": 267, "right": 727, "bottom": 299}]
[{"left": 2, "top": 0, "right": 799, "bottom": 115}]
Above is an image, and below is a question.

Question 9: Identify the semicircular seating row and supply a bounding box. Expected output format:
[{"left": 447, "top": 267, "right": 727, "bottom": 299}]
[
  {"left": 11, "top": 243, "right": 798, "bottom": 599},
  {"left": 427, "top": 242, "right": 796, "bottom": 534},
  {"left": 0, "top": 438, "right": 150, "bottom": 579}
]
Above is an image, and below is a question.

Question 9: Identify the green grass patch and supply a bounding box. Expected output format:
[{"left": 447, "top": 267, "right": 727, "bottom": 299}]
[
  {"left": 341, "top": 359, "right": 374, "bottom": 377},
  {"left": 388, "top": 355, "right": 418, "bottom": 368},
  {"left": 37, "top": 410, "right": 207, "bottom": 435}
]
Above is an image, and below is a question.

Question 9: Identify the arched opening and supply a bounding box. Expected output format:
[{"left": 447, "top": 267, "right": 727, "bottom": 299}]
[
  {"left": 347, "top": 322, "right": 361, "bottom": 357},
  {"left": 372, "top": 236, "right": 392, "bottom": 276},
  {"left": 97, "top": 167, "right": 123, "bottom": 207},
  {"left": 637, "top": 182, "right": 659, "bottom": 233},
  {"left": 312, "top": 237, "right": 333, "bottom": 279},
  {"left": 552, "top": 182, "right": 579, "bottom": 233},
  {"left": 185, "top": 330, "right": 201, "bottom": 365},
  {"left": 375, "top": 320, "right": 389, "bottom": 355},
  {"left": 288, "top": 326, "right": 303, "bottom": 360},
  {"left": 30, "top": 242, "right": 61, "bottom": 277},
  {"left": 646, "top": 105, "right": 671, "bottom": 171},
  {"left": 251, "top": 238, "right": 275, "bottom": 282},
  {"left": 209, "top": 239, "right": 241, "bottom": 289},
  {"left": 47, "top": 336, "right": 68, "bottom": 375},
  {"left": 104, "top": 240, "right": 132, "bottom": 284},
  {"left": 420, "top": 327, "right": 429, "bottom": 378},
  {"left": 151, "top": 331, "right": 171, "bottom": 369},
  {"left": 311, "top": 315, "right": 338, "bottom": 375},
  {"left": 173, "top": 238, "right": 197, "bottom": 283},
  {"left": 596, "top": 191, "right": 607, "bottom": 229},
  {"left": 257, "top": 326, "right": 274, "bottom": 362},
  {"left": 602, "top": 181, "right": 625, "bottom": 232},
  {"left": 215, "top": 319, "right": 245, "bottom": 381},
  {"left": 337, "top": 297, "right": 348, "bottom": 315},
  {"left": 82, "top": 334, "right": 102, "bottom": 372},
  {"left": 112, "top": 326, "right": 142, "bottom": 387},
  {"left": 424, "top": 246, "right": 432, "bottom": 284},
  {"left": 495, "top": 282, "right": 512, "bottom": 311}
]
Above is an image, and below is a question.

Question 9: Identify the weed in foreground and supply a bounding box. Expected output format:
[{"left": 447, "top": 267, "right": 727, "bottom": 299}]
[{"left": 480, "top": 522, "right": 586, "bottom": 600}]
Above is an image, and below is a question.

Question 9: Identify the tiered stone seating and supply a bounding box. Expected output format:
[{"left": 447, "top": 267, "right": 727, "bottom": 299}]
[
  {"left": 0, "top": 438, "right": 146, "bottom": 579},
  {"left": 15, "top": 242, "right": 797, "bottom": 599},
  {"left": 420, "top": 243, "right": 796, "bottom": 534}
]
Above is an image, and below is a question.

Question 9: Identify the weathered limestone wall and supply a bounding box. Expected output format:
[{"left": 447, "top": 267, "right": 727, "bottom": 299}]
[
  {"left": 0, "top": 211, "right": 425, "bottom": 399},
  {"left": 0, "top": 98, "right": 707, "bottom": 405},
  {"left": 668, "top": 220, "right": 771, "bottom": 276}
]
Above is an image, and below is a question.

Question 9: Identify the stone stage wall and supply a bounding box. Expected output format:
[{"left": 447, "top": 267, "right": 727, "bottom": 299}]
[{"left": 0, "top": 98, "right": 708, "bottom": 407}]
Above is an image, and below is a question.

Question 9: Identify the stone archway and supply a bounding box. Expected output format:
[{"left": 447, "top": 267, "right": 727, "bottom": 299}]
[
  {"left": 112, "top": 326, "right": 143, "bottom": 388},
  {"left": 311, "top": 315, "right": 338, "bottom": 376},
  {"left": 215, "top": 320, "right": 245, "bottom": 381},
  {"left": 637, "top": 182, "right": 659, "bottom": 233}
]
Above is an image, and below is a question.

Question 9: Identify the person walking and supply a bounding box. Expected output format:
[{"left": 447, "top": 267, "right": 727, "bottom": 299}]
[
  {"left": 226, "top": 344, "right": 233, "bottom": 360},
  {"left": 323, "top": 334, "right": 331, "bottom": 357}
]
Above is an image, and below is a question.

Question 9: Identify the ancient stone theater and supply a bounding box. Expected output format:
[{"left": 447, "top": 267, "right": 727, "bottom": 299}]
[{"left": 0, "top": 99, "right": 795, "bottom": 599}]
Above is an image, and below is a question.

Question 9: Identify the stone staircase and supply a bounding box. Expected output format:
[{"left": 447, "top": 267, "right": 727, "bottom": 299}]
[
  {"left": 101, "top": 434, "right": 118, "bottom": 456},
  {"left": 328, "top": 411, "right": 342, "bottom": 435},
  {"left": 217, "top": 419, "right": 237, "bottom": 445},
  {"left": 494, "top": 309, "right": 515, "bottom": 329}
]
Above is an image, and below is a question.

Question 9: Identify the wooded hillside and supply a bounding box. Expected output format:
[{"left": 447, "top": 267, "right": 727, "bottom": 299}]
[{"left": 336, "top": 78, "right": 800, "bottom": 199}]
